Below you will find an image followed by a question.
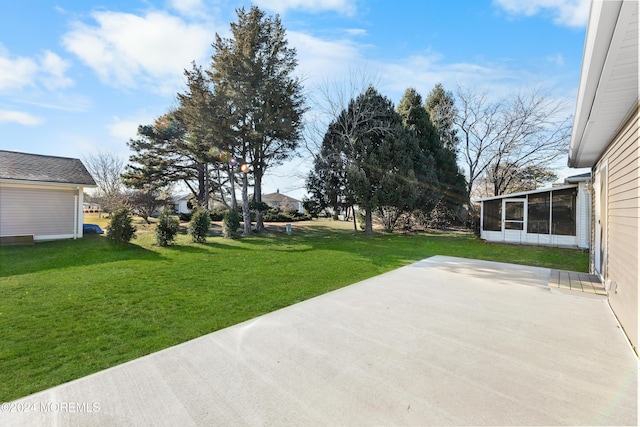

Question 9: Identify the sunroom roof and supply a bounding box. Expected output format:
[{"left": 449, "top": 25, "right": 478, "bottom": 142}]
[{"left": 472, "top": 184, "right": 578, "bottom": 203}]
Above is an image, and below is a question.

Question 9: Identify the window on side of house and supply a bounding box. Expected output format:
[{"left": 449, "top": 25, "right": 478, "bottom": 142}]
[
  {"left": 482, "top": 199, "right": 502, "bottom": 231},
  {"left": 552, "top": 188, "right": 577, "bottom": 236},
  {"left": 527, "top": 192, "right": 550, "bottom": 234}
]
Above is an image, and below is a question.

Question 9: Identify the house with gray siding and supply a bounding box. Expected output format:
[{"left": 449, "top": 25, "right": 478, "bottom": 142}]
[
  {"left": 568, "top": 0, "right": 638, "bottom": 353},
  {"left": 262, "top": 190, "right": 304, "bottom": 213},
  {"left": 0, "top": 150, "right": 96, "bottom": 242}
]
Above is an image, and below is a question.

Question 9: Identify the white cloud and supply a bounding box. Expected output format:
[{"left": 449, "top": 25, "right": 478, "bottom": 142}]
[
  {"left": 345, "top": 28, "right": 367, "bottom": 37},
  {"left": 254, "top": 0, "right": 356, "bottom": 15},
  {"left": 547, "top": 53, "right": 565, "bottom": 67},
  {"left": 39, "top": 51, "right": 74, "bottom": 89},
  {"left": 0, "top": 110, "right": 44, "bottom": 126},
  {"left": 289, "top": 31, "right": 366, "bottom": 85},
  {"left": 0, "top": 45, "right": 74, "bottom": 93},
  {"left": 62, "top": 10, "right": 214, "bottom": 94},
  {"left": 379, "top": 54, "right": 526, "bottom": 101},
  {"left": 0, "top": 45, "right": 38, "bottom": 91},
  {"left": 493, "top": 0, "right": 590, "bottom": 28},
  {"left": 107, "top": 114, "right": 155, "bottom": 143},
  {"left": 169, "top": 0, "right": 207, "bottom": 18}
]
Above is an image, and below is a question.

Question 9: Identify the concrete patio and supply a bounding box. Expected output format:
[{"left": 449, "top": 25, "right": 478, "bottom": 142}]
[{"left": 1, "top": 256, "right": 637, "bottom": 426}]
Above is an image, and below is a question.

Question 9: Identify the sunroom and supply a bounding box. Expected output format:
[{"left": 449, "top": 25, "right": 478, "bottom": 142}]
[{"left": 473, "top": 175, "right": 590, "bottom": 249}]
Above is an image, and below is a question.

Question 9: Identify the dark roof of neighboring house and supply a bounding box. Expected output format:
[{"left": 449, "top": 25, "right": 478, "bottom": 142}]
[
  {"left": 0, "top": 150, "right": 96, "bottom": 186},
  {"left": 564, "top": 172, "right": 591, "bottom": 183},
  {"left": 262, "top": 190, "right": 301, "bottom": 203}
]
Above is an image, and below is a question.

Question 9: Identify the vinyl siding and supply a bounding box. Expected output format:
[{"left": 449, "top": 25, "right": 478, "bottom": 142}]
[
  {"left": 0, "top": 184, "right": 78, "bottom": 239},
  {"left": 577, "top": 182, "right": 591, "bottom": 248},
  {"left": 596, "top": 103, "right": 639, "bottom": 352}
]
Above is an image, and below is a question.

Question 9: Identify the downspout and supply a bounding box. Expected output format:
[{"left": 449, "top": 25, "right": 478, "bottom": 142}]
[{"left": 73, "top": 188, "right": 79, "bottom": 239}]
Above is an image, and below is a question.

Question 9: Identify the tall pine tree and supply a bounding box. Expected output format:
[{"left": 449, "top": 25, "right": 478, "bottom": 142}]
[
  {"left": 208, "top": 6, "right": 305, "bottom": 234},
  {"left": 424, "top": 84, "right": 468, "bottom": 222}
]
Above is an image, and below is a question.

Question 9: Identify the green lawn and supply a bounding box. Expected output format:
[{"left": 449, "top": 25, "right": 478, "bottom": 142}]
[{"left": 0, "top": 220, "right": 588, "bottom": 402}]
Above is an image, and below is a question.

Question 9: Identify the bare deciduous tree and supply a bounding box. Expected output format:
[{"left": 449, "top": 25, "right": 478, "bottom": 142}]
[
  {"left": 83, "top": 151, "right": 126, "bottom": 215},
  {"left": 456, "top": 87, "right": 572, "bottom": 198}
]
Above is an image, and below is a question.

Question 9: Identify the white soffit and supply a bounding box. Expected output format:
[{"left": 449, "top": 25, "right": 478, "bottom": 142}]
[{"left": 569, "top": 0, "right": 639, "bottom": 168}]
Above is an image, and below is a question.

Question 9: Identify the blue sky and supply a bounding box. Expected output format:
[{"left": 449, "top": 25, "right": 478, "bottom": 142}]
[{"left": 0, "top": 0, "right": 591, "bottom": 198}]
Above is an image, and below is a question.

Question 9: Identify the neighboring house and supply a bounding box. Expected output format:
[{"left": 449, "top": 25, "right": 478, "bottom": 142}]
[
  {"left": 82, "top": 202, "right": 101, "bottom": 213},
  {"left": 173, "top": 194, "right": 192, "bottom": 214},
  {"left": 0, "top": 150, "right": 96, "bottom": 242},
  {"left": 262, "top": 190, "right": 304, "bottom": 213},
  {"left": 473, "top": 173, "right": 591, "bottom": 249},
  {"left": 568, "top": 0, "right": 638, "bottom": 352}
]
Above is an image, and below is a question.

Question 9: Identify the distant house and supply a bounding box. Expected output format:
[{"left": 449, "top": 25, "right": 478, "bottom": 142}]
[
  {"left": 0, "top": 150, "right": 96, "bottom": 242},
  {"left": 568, "top": 0, "right": 638, "bottom": 352},
  {"left": 173, "top": 194, "right": 192, "bottom": 214},
  {"left": 262, "top": 190, "right": 304, "bottom": 213},
  {"left": 83, "top": 202, "right": 101, "bottom": 213},
  {"left": 473, "top": 173, "right": 591, "bottom": 249}
]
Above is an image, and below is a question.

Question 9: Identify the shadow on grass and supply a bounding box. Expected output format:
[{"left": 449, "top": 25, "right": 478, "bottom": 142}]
[
  {"left": 0, "top": 236, "right": 163, "bottom": 278},
  {"left": 162, "top": 241, "right": 251, "bottom": 253}
]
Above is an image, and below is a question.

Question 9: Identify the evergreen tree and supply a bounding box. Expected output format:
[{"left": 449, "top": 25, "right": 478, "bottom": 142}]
[
  {"left": 106, "top": 207, "right": 137, "bottom": 246},
  {"left": 306, "top": 121, "right": 355, "bottom": 221},
  {"left": 188, "top": 208, "right": 211, "bottom": 243},
  {"left": 174, "top": 63, "right": 227, "bottom": 209},
  {"left": 123, "top": 113, "right": 214, "bottom": 208},
  {"left": 308, "top": 86, "right": 430, "bottom": 234},
  {"left": 208, "top": 6, "right": 305, "bottom": 234},
  {"left": 424, "top": 84, "right": 468, "bottom": 221},
  {"left": 155, "top": 207, "right": 180, "bottom": 246},
  {"left": 396, "top": 88, "right": 441, "bottom": 214}
]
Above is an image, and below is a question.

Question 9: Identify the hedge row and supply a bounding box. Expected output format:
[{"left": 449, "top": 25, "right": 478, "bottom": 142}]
[{"left": 178, "top": 208, "right": 310, "bottom": 223}]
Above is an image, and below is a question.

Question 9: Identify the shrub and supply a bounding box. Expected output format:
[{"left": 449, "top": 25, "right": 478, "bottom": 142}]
[
  {"left": 188, "top": 208, "right": 211, "bottom": 243},
  {"left": 262, "top": 208, "right": 312, "bottom": 222},
  {"left": 178, "top": 212, "right": 192, "bottom": 222},
  {"left": 223, "top": 209, "right": 241, "bottom": 239},
  {"left": 155, "top": 207, "right": 180, "bottom": 246},
  {"left": 427, "top": 200, "right": 455, "bottom": 230},
  {"left": 209, "top": 208, "right": 227, "bottom": 222},
  {"left": 106, "top": 206, "right": 137, "bottom": 246}
]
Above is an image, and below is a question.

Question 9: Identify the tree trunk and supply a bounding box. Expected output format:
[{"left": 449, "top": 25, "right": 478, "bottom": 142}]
[
  {"left": 204, "top": 163, "right": 210, "bottom": 210},
  {"left": 352, "top": 205, "right": 357, "bottom": 231},
  {"left": 364, "top": 207, "right": 373, "bottom": 234},
  {"left": 241, "top": 173, "right": 251, "bottom": 236},
  {"left": 254, "top": 171, "right": 265, "bottom": 232},
  {"left": 228, "top": 165, "right": 237, "bottom": 210},
  {"left": 197, "top": 163, "right": 206, "bottom": 207}
]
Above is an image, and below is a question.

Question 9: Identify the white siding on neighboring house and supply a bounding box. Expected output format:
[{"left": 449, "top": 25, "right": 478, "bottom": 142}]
[
  {"left": 0, "top": 183, "right": 83, "bottom": 240},
  {"left": 594, "top": 104, "right": 639, "bottom": 350}
]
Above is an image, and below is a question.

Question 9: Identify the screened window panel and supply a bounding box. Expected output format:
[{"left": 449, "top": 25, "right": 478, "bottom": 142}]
[
  {"left": 504, "top": 221, "right": 524, "bottom": 230},
  {"left": 552, "top": 188, "right": 576, "bottom": 236},
  {"left": 504, "top": 200, "right": 525, "bottom": 230},
  {"left": 505, "top": 202, "right": 524, "bottom": 221},
  {"left": 483, "top": 199, "right": 501, "bottom": 231},
  {"left": 528, "top": 192, "right": 550, "bottom": 234}
]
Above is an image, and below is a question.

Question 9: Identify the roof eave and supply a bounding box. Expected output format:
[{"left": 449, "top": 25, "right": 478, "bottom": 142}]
[
  {"left": 0, "top": 178, "right": 97, "bottom": 188},
  {"left": 568, "top": 0, "right": 638, "bottom": 168},
  {"left": 471, "top": 184, "right": 579, "bottom": 203}
]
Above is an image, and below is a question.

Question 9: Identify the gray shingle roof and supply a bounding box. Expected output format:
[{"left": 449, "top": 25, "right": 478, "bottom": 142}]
[
  {"left": 262, "top": 191, "right": 301, "bottom": 203},
  {"left": 0, "top": 150, "right": 96, "bottom": 186}
]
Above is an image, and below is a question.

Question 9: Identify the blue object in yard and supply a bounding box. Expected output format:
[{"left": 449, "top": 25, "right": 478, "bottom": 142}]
[{"left": 83, "top": 223, "right": 105, "bottom": 234}]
